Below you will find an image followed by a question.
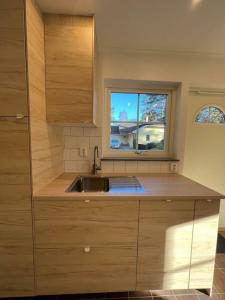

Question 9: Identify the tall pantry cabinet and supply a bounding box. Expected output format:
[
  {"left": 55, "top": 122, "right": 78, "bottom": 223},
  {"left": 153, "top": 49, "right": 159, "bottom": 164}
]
[{"left": 0, "top": 0, "right": 42, "bottom": 296}]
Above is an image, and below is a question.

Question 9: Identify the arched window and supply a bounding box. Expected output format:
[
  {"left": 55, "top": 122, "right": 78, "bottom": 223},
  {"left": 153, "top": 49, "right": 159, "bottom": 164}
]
[{"left": 195, "top": 106, "right": 225, "bottom": 124}]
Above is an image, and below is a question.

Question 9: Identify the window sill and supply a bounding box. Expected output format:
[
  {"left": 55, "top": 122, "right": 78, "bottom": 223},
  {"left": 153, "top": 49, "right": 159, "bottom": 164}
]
[{"left": 101, "top": 157, "right": 179, "bottom": 162}]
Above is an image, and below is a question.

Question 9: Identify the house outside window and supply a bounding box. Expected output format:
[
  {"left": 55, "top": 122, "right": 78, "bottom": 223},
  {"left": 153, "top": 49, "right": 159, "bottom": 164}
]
[{"left": 103, "top": 88, "right": 175, "bottom": 158}]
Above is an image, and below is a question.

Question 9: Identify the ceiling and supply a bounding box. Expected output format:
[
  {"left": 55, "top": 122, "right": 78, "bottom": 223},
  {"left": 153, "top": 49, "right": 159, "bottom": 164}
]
[{"left": 36, "top": 0, "right": 225, "bottom": 56}]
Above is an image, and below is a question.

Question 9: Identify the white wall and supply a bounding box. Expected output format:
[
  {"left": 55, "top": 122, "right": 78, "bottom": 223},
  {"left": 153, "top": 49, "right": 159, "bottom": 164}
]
[
  {"left": 98, "top": 50, "right": 225, "bottom": 225},
  {"left": 183, "top": 93, "right": 225, "bottom": 226}
]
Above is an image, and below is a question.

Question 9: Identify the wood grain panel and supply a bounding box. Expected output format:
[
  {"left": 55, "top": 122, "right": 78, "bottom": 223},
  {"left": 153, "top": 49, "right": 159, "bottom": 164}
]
[
  {"left": 137, "top": 200, "right": 194, "bottom": 290},
  {"left": 0, "top": 1, "right": 35, "bottom": 296},
  {"left": 189, "top": 200, "right": 220, "bottom": 289},
  {"left": 35, "top": 200, "right": 139, "bottom": 247},
  {"left": 0, "top": 211, "right": 34, "bottom": 296},
  {"left": 0, "top": 0, "right": 28, "bottom": 116},
  {"left": 0, "top": 117, "right": 30, "bottom": 175},
  {"left": 35, "top": 199, "right": 138, "bottom": 294},
  {"left": 44, "top": 14, "right": 94, "bottom": 123},
  {"left": 26, "top": 0, "right": 64, "bottom": 193},
  {"left": 36, "top": 245, "right": 136, "bottom": 294}
]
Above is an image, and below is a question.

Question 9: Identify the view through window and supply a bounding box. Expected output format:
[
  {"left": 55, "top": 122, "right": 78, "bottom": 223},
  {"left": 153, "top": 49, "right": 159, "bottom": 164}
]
[
  {"left": 110, "top": 92, "right": 169, "bottom": 152},
  {"left": 195, "top": 106, "right": 225, "bottom": 124}
]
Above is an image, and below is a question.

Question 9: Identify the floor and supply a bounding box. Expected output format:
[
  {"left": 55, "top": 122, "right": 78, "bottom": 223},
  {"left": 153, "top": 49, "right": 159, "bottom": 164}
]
[{"left": 4, "top": 235, "right": 225, "bottom": 300}]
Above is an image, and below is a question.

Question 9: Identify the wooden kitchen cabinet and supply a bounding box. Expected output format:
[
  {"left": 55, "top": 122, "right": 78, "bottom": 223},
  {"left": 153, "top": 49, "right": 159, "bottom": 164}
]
[
  {"left": 0, "top": 0, "right": 28, "bottom": 117},
  {"left": 44, "top": 15, "right": 95, "bottom": 124},
  {"left": 35, "top": 199, "right": 138, "bottom": 294},
  {"left": 189, "top": 200, "right": 220, "bottom": 289},
  {"left": 0, "top": 118, "right": 34, "bottom": 296},
  {"left": 137, "top": 200, "right": 195, "bottom": 290},
  {"left": 0, "top": 1, "right": 34, "bottom": 296}
]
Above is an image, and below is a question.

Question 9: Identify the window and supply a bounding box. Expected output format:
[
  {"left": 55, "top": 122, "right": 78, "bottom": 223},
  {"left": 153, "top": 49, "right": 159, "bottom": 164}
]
[
  {"left": 103, "top": 88, "right": 174, "bottom": 158},
  {"left": 195, "top": 106, "right": 225, "bottom": 124}
]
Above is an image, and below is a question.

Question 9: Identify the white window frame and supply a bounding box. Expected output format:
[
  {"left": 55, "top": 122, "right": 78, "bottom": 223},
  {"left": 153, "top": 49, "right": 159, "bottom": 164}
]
[{"left": 103, "top": 87, "right": 176, "bottom": 159}]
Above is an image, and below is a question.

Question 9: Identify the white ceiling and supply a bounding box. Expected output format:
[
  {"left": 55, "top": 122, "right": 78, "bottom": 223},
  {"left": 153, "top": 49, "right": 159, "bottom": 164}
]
[{"left": 36, "top": 0, "right": 225, "bottom": 56}]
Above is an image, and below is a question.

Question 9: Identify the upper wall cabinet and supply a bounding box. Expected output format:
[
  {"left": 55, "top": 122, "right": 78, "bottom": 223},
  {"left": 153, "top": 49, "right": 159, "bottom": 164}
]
[
  {"left": 0, "top": 0, "right": 28, "bottom": 116},
  {"left": 44, "top": 15, "right": 95, "bottom": 124}
]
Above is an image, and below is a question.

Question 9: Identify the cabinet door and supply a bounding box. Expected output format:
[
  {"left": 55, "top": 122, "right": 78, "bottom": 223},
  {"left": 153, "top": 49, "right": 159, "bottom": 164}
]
[
  {"left": 137, "top": 200, "right": 194, "bottom": 290},
  {"left": 35, "top": 199, "right": 138, "bottom": 294},
  {"left": 0, "top": 1, "right": 28, "bottom": 116},
  {"left": 45, "top": 15, "right": 94, "bottom": 123},
  {"left": 0, "top": 117, "right": 34, "bottom": 297},
  {"left": 189, "top": 200, "right": 220, "bottom": 289}
]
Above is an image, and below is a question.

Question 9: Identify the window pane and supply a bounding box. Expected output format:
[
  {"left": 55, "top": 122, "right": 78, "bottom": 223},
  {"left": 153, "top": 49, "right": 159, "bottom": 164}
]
[
  {"left": 111, "top": 93, "right": 138, "bottom": 122},
  {"left": 110, "top": 122, "right": 137, "bottom": 150},
  {"left": 138, "top": 124, "right": 165, "bottom": 151},
  {"left": 209, "top": 107, "right": 225, "bottom": 123},
  {"left": 195, "top": 107, "right": 210, "bottom": 123},
  {"left": 139, "top": 94, "right": 167, "bottom": 123}
]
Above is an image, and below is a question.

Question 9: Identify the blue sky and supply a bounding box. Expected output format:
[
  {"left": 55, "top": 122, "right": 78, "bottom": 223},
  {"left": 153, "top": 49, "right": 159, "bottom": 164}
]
[{"left": 111, "top": 93, "right": 138, "bottom": 121}]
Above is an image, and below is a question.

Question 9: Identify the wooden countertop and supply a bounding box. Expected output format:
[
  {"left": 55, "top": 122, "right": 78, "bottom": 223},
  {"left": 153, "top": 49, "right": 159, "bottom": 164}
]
[{"left": 33, "top": 173, "right": 224, "bottom": 201}]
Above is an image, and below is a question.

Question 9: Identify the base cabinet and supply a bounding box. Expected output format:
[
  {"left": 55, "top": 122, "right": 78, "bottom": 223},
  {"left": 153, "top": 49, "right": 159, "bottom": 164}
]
[
  {"left": 137, "top": 200, "right": 195, "bottom": 290},
  {"left": 35, "top": 200, "right": 139, "bottom": 294},
  {"left": 34, "top": 198, "right": 220, "bottom": 295},
  {"left": 189, "top": 200, "right": 220, "bottom": 289}
]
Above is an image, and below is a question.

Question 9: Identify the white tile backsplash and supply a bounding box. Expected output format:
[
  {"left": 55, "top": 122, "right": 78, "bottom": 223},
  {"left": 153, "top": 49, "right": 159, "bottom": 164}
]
[
  {"left": 63, "top": 127, "right": 71, "bottom": 136},
  {"left": 84, "top": 127, "right": 102, "bottom": 137},
  {"left": 137, "top": 161, "right": 151, "bottom": 173},
  {"left": 65, "top": 160, "right": 90, "bottom": 173},
  {"left": 70, "top": 127, "right": 84, "bottom": 137},
  {"left": 114, "top": 161, "right": 126, "bottom": 173},
  {"left": 125, "top": 161, "right": 138, "bottom": 173},
  {"left": 63, "top": 125, "right": 177, "bottom": 174}
]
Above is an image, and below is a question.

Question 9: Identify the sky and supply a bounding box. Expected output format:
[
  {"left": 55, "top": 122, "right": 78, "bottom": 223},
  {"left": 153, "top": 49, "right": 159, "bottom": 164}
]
[
  {"left": 111, "top": 93, "right": 138, "bottom": 121},
  {"left": 111, "top": 92, "right": 167, "bottom": 123}
]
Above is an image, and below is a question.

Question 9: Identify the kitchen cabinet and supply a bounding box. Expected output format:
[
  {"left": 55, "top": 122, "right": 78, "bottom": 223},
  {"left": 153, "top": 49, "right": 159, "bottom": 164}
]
[
  {"left": 44, "top": 15, "right": 95, "bottom": 124},
  {"left": 189, "top": 200, "right": 219, "bottom": 289},
  {"left": 137, "top": 200, "right": 195, "bottom": 290},
  {"left": 35, "top": 199, "right": 138, "bottom": 294},
  {"left": 0, "top": 0, "right": 28, "bottom": 117},
  {"left": 0, "top": 0, "right": 34, "bottom": 297},
  {"left": 34, "top": 197, "right": 220, "bottom": 294}
]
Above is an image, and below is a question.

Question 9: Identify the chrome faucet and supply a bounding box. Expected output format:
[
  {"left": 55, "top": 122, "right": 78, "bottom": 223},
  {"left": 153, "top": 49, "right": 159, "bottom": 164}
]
[{"left": 92, "top": 145, "right": 101, "bottom": 175}]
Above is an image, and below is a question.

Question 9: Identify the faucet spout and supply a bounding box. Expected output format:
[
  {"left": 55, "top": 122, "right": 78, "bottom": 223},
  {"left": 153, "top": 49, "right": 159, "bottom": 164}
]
[{"left": 92, "top": 145, "right": 101, "bottom": 175}]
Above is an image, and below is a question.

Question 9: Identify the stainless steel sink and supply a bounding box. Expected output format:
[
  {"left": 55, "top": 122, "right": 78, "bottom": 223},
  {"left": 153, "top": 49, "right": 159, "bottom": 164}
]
[
  {"left": 66, "top": 176, "right": 109, "bottom": 192},
  {"left": 66, "top": 176, "right": 143, "bottom": 193}
]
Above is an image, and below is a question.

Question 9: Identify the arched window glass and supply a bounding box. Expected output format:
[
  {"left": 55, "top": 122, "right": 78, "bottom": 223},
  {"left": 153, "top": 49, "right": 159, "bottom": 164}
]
[{"left": 195, "top": 106, "right": 225, "bottom": 124}]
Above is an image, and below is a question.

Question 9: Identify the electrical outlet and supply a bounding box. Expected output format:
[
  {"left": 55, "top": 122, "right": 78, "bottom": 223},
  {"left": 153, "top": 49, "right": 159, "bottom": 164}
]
[
  {"left": 83, "top": 147, "right": 88, "bottom": 157},
  {"left": 170, "top": 162, "right": 178, "bottom": 173},
  {"left": 79, "top": 147, "right": 88, "bottom": 157},
  {"left": 79, "top": 148, "right": 83, "bottom": 157}
]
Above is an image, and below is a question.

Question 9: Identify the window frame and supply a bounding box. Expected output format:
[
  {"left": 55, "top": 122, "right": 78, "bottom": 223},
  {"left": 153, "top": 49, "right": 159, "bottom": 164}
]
[{"left": 103, "top": 87, "right": 176, "bottom": 159}]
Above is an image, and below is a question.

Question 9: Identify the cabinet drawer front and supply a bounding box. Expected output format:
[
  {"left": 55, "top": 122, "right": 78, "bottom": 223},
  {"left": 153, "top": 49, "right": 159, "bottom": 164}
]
[
  {"left": 36, "top": 245, "right": 136, "bottom": 294},
  {"left": 35, "top": 200, "right": 139, "bottom": 246}
]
